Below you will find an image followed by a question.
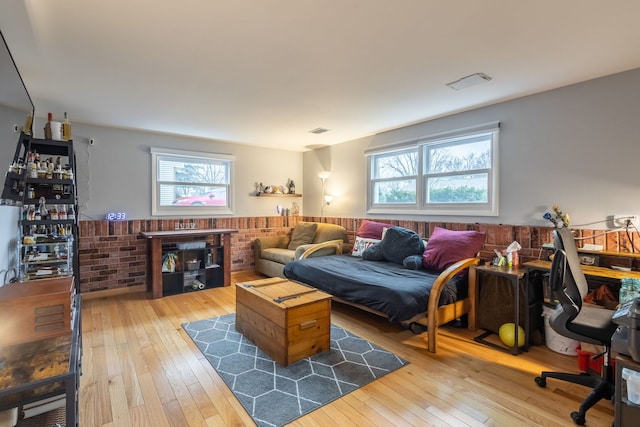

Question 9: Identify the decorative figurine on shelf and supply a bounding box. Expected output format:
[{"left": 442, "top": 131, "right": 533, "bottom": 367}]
[
  {"left": 543, "top": 204, "right": 571, "bottom": 228},
  {"left": 288, "top": 179, "right": 295, "bottom": 194}
]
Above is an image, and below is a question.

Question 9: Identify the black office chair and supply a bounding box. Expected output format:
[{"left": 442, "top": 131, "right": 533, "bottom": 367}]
[{"left": 535, "top": 228, "right": 618, "bottom": 425}]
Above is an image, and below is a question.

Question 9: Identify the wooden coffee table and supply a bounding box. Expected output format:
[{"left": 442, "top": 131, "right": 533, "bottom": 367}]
[{"left": 235, "top": 277, "right": 332, "bottom": 366}]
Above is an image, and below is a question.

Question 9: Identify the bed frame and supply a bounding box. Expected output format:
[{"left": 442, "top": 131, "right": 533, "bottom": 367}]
[{"left": 298, "top": 240, "right": 480, "bottom": 353}]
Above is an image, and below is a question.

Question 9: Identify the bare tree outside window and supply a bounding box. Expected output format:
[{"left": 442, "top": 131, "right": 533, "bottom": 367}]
[
  {"left": 373, "top": 150, "right": 417, "bottom": 203},
  {"left": 426, "top": 138, "right": 491, "bottom": 203}
]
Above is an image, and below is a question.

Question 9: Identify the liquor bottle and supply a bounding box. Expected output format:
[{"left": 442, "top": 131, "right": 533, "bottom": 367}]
[
  {"left": 62, "top": 112, "right": 71, "bottom": 141},
  {"left": 67, "top": 205, "right": 76, "bottom": 220},
  {"left": 59, "top": 204, "right": 67, "bottom": 220},
  {"left": 38, "top": 197, "right": 47, "bottom": 220},
  {"left": 23, "top": 111, "right": 33, "bottom": 135},
  {"left": 50, "top": 204, "right": 59, "bottom": 220},
  {"left": 44, "top": 112, "right": 53, "bottom": 139},
  {"left": 288, "top": 179, "right": 295, "bottom": 194}
]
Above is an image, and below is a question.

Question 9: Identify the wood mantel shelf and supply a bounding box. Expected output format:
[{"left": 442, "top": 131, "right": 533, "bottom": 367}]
[{"left": 139, "top": 228, "right": 238, "bottom": 298}]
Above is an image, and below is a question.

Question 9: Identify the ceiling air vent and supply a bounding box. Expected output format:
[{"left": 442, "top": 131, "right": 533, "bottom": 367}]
[
  {"left": 309, "top": 127, "right": 330, "bottom": 134},
  {"left": 446, "top": 73, "right": 492, "bottom": 91}
]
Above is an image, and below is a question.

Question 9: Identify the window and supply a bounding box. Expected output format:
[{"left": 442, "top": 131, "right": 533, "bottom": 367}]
[
  {"left": 367, "top": 122, "right": 499, "bottom": 216},
  {"left": 370, "top": 147, "right": 418, "bottom": 205},
  {"left": 151, "top": 148, "right": 234, "bottom": 216}
]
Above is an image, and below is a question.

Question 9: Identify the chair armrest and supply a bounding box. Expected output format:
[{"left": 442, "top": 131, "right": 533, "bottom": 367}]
[
  {"left": 427, "top": 257, "right": 480, "bottom": 321},
  {"left": 298, "top": 239, "right": 345, "bottom": 259},
  {"left": 254, "top": 235, "right": 291, "bottom": 254}
]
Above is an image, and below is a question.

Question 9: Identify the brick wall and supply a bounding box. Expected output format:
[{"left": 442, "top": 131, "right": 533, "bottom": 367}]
[{"left": 78, "top": 215, "right": 640, "bottom": 294}]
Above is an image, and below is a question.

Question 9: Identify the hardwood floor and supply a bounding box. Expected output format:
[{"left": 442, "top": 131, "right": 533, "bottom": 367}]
[{"left": 79, "top": 272, "right": 615, "bottom": 426}]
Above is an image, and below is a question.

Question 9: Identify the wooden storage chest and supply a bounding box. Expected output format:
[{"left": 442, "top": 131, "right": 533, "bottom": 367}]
[{"left": 235, "top": 277, "right": 331, "bottom": 366}]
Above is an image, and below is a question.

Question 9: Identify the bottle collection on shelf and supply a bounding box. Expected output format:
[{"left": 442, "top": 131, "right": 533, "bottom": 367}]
[
  {"left": 9, "top": 152, "right": 74, "bottom": 179},
  {"left": 7, "top": 151, "right": 75, "bottom": 205},
  {"left": 23, "top": 198, "right": 75, "bottom": 222},
  {"left": 24, "top": 223, "right": 74, "bottom": 240},
  {"left": 30, "top": 111, "right": 72, "bottom": 141},
  {"left": 276, "top": 202, "right": 300, "bottom": 216}
]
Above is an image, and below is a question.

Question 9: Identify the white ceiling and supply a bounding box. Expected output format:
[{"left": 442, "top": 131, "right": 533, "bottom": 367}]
[{"left": 1, "top": 0, "right": 640, "bottom": 151}]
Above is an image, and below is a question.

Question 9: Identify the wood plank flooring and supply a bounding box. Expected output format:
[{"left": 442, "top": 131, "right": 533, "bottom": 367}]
[{"left": 79, "top": 272, "right": 615, "bottom": 426}]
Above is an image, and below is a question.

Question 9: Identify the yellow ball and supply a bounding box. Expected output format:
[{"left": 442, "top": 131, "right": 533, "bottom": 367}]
[{"left": 498, "top": 323, "right": 526, "bottom": 347}]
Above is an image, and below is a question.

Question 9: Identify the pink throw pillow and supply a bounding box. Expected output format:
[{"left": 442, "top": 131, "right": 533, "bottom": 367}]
[
  {"left": 356, "top": 220, "right": 395, "bottom": 240},
  {"left": 422, "top": 227, "right": 486, "bottom": 271}
]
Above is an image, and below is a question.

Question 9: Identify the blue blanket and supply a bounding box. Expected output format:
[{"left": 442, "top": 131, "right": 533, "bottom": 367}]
[{"left": 283, "top": 254, "right": 466, "bottom": 323}]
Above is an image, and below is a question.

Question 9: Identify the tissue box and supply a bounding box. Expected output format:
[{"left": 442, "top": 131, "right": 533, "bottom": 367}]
[
  {"left": 185, "top": 260, "right": 200, "bottom": 271},
  {"left": 622, "top": 368, "right": 640, "bottom": 405}
]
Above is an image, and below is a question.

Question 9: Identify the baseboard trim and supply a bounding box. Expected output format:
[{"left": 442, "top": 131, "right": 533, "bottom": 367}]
[
  {"left": 82, "top": 284, "right": 147, "bottom": 301},
  {"left": 82, "top": 270, "right": 259, "bottom": 300}
]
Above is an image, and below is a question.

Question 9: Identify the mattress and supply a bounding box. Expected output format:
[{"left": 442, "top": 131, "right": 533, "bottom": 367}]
[{"left": 283, "top": 254, "right": 466, "bottom": 323}]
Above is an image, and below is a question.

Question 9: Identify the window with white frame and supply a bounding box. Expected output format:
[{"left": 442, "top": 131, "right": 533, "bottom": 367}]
[
  {"left": 367, "top": 122, "right": 499, "bottom": 216},
  {"left": 151, "top": 147, "right": 234, "bottom": 216}
]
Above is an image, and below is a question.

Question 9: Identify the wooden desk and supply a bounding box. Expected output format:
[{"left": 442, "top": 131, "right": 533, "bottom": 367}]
[
  {"left": 525, "top": 259, "right": 640, "bottom": 308},
  {"left": 470, "top": 264, "right": 530, "bottom": 355},
  {"left": 524, "top": 259, "right": 640, "bottom": 281},
  {"left": 0, "top": 294, "right": 81, "bottom": 426},
  {"left": 139, "top": 228, "right": 238, "bottom": 298}
]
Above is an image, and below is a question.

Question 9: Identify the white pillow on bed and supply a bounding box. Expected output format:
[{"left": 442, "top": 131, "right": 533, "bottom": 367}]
[{"left": 351, "top": 236, "right": 380, "bottom": 257}]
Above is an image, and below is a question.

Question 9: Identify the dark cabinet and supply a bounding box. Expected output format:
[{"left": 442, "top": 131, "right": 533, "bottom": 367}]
[{"left": 160, "top": 244, "right": 224, "bottom": 296}]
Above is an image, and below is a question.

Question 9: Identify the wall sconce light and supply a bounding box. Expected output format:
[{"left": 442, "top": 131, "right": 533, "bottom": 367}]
[
  {"left": 321, "top": 194, "right": 334, "bottom": 220},
  {"left": 318, "top": 171, "right": 331, "bottom": 220}
]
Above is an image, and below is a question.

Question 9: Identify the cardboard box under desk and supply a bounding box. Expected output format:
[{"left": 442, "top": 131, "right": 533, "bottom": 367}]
[
  {"left": 0, "top": 276, "right": 74, "bottom": 347},
  {"left": 235, "top": 277, "right": 331, "bottom": 366}
]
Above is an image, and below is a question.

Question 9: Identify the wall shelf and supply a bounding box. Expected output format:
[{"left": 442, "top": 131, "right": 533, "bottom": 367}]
[{"left": 255, "top": 193, "right": 302, "bottom": 197}]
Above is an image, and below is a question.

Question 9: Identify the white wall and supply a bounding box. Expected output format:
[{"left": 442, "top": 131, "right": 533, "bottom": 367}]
[
  {"left": 303, "top": 68, "right": 640, "bottom": 229},
  {"left": 0, "top": 104, "right": 24, "bottom": 283}
]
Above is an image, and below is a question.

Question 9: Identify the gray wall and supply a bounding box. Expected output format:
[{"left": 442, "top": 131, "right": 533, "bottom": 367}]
[
  {"left": 19, "top": 120, "right": 304, "bottom": 221},
  {"left": 303, "top": 68, "right": 640, "bottom": 229}
]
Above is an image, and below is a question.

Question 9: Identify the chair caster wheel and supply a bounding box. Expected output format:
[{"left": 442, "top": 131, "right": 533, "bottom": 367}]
[
  {"left": 534, "top": 376, "right": 546, "bottom": 387},
  {"left": 570, "top": 411, "right": 585, "bottom": 425}
]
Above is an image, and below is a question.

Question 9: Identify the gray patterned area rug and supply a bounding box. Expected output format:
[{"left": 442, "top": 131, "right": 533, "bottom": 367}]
[{"left": 183, "top": 313, "right": 408, "bottom": 427}]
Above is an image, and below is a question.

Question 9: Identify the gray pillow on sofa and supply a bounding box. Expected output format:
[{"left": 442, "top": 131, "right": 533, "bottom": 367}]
[
  {"left": 362, "top": 226, "right": 425, "bottom": 265},
  {"left": 288, "top": 222, "right": 318, "bottom": 250}
]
